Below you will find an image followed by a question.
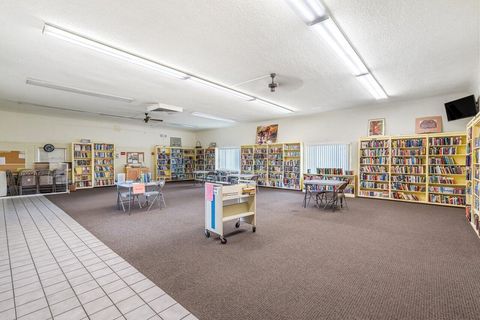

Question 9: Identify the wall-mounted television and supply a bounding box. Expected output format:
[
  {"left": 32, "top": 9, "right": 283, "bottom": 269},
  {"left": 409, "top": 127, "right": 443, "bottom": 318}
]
[{"left": 445, "top": 95, "right": 477, "bottom": 121}]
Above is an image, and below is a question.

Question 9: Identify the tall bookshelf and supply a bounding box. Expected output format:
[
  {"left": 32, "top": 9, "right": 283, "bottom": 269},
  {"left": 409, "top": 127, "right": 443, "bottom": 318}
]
[
  {"left": 72, "top": 142, "right": 94, "bottom": 189},
  {"left": 267, "top": 144, "right": 283, "bottom": 188},
  {"left": 195, "top": 149, "right": 205, "bottom": 171},
  {"left": 155, "top": 146, "right": 171, "bottom": 181},
  {"left": 93, "top": 143, "right": 115, "bottom": 187},
  {"left": 283, "top": 143, "right": 302, "bottom": 189},
  {"left": 254, "top": 145, "right": 268, "bottom": 186},
  {"left": 205, "top": 148, "right": 216, "bottom": 171},
  {"left": 358, "top": 137, "right": 390, "bottom": 199},
  {"left": 466, "top": 115, "right": 479, "bottom": 237},
  {"left": 241, "top": 145, "right": 254, "bottom": 174},
  {"left": 155, "top": 146, "right": 198, "bottom": 181},
  {"left": 358, "top": 133, "right": 467, "bottom": 207},
  {"left": 184, "top": 149, "right": 195, "bottom": 180},
  {"left": 240, "top": 142, "right": 303, "bottom": 190}
]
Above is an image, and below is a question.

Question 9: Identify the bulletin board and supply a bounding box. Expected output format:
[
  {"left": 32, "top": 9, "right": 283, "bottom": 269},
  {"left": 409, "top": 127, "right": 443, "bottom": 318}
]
[{"left": 0, "top": 151, "right": 26, "bottom": 172}]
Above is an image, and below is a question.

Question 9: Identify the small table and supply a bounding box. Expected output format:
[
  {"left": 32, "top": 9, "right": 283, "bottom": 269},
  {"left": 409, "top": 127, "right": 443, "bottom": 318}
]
[
  {"left": 116, "top": 181, "right": 158, "bottom": 214},
  {"left": 303, "top": 180, "right": 345, "bottom": 210}
]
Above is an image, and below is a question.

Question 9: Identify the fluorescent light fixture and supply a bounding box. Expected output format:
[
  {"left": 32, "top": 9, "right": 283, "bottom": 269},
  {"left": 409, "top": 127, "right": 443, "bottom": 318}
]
[
  {"left": 254, "top": 99, "right": 294, "bottom": 113},
  {"left": 311, "top": 18, "right": 368, "bottom": 76},
  {"left": 43, "top": 23, "right": 189, "bottom": 80},
  {"left": 188, "top": 77, "right": 255, "bottom": 101},
  {"left": 284, "top": 0, "right": 328, "bottom": 25},
  {"left": 191, "top": 112, "right": 236, "bottom": 123},
  {"left": 356, "top": 73, "right": 388, "bottom": 100},
  {"left": 26, "top": 78, "right": 134, "bottom": 103}
]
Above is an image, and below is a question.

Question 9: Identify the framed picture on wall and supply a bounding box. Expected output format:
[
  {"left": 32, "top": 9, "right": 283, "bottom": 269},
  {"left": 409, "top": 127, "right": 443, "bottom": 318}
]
[
  {"left": 415, "top": 116, "right": 443, "bottom": 134},
  {"left": 256, "top": 124, "right": 278, "bottom": 144},
  {"left": 368, "top": 118, "right": 385, "bottom": 136}
]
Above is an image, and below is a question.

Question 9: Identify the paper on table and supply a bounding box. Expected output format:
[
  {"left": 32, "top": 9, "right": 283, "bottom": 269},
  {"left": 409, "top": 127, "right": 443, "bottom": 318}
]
[{"left": 205, "top": 183, "right": 214, "bottom": 201}]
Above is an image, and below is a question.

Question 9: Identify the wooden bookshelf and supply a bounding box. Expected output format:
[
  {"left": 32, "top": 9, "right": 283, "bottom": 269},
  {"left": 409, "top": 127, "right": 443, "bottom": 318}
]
[
  {"left": 466, "top": 115, "right": 480, "bottom": 237},
  {"left": 358, "top": 133, "right": 467, "bottom": 207},
  {"left": 155, "top": 146, "right": 198, "bottom": 181},
  {"left": 72, "top": 142, "right": 94, "bottom": 189},
  {"left": 93, "top": 143, "right": 115, "bottom": 187},
  {"left": 303, "top": 169, "right": 356, "bottom": 197},
  {"left": 240, "top": 142, "right": 303, "bottom": 190}
]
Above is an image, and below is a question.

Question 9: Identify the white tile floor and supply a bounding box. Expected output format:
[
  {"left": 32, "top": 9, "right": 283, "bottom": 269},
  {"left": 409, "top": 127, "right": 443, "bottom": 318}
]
[{"left": 0, "top": 196, "right": 198, "bottom": 320}]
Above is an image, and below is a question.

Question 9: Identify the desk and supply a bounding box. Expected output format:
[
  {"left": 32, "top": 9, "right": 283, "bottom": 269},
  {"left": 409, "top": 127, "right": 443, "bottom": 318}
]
[
  {"left": 303, "top": 180, "right": 345, "bottom": 210},
  {"left": 116, "top": 181, "right": 158, "bottom": 214}
]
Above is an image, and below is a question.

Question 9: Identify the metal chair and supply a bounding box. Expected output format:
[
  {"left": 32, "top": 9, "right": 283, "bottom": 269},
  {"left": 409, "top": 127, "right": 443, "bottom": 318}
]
[
  {"left": 337, "top": 180, "right": 350, "bottom": 209},
  {"left": 37, "top": 169, "right": 54, "bottom": 194},
  {"left": 6, "top": 170, "right": 17, "bottom": 196},
  {"left": 143, "top": 180, "right": 166, "bottom": 211},
  {"left": 18, "top": 170, "right": 37, "bottom": 195}
]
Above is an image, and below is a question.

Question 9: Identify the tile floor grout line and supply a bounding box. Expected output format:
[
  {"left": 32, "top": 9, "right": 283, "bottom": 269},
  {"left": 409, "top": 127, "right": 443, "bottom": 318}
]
[
  {"left": 36, "top": 196, "right": 163, "bottom": 317},
  {"left": 13, "top": 197, "right": 90, "bottom": 319},
  {"left": 1, "top": 199, "right": 17, "bottom": 320},
  {"left": 26, "top": 196, "right": 126, "bottom": 318},
  {"left": 9, "top": 198, "right": 55, "bottom": 319}
]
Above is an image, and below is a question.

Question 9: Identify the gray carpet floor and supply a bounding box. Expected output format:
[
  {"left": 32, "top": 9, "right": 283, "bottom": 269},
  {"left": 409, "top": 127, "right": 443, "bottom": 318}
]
[{"left": 47, "top": 183, "right": 480, "bottom": 320}]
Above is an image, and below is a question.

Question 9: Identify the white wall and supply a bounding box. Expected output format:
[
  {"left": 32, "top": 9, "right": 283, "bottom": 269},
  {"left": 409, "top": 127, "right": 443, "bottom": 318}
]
[
  {"left": 196, "top": 92, "right": 472, "bottom": 172},
  {"left": 0, "top": 102, "right": 196, "bottom": 172}
]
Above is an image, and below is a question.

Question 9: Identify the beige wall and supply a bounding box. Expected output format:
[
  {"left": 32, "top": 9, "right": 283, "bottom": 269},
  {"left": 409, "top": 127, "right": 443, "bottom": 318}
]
[
  {"left": 0, "top": 105, "right": 196, "bottom": 173},
  {"left": 196, "top": 92, "right": 472, "bottom": 172}
]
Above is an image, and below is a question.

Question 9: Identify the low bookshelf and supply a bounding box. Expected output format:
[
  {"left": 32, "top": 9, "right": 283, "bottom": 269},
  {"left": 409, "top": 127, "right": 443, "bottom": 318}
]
[
  {"left": 303, "top": 168, "right": 355, "bottom": 197},
  {"left": 358, "top": 133, "right": 467, "bottom": 208}
]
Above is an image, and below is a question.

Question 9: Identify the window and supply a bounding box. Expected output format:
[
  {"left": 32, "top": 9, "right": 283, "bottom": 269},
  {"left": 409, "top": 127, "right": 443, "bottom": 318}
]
[
  {"left": 305, "top": 143, "right": 350, "bottom": 172},
  {"left": 216, "top": 147, "right": 240, "bottom": 171}
]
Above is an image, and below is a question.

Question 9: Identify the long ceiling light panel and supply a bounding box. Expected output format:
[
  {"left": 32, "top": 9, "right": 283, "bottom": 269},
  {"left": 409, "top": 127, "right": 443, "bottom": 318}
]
[
  {"left": 26, "top": 78, "right": 134, "bottom": 103},
  {"left": 43, "top": 23, "right": 295, "bottom": 112},
  {"left": 285, "top": 0, "right": 387, "bottom": 100},
  {"left": 191, "top": 112, "right": 236, "bottom": 123}
]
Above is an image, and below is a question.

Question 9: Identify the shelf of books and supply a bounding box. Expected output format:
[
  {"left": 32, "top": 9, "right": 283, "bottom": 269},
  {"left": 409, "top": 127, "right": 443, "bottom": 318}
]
[
  {"left": 240, "top": 142, "right": 303, "bottom": 190},
  {"left": 267, "top": 144, "right": 284, "bottom": 188},
  {"left": 466, "top": 115, "right": 480, "bottom": 237},
  {"left": 358, "top": 137, "right": 390, "bottom": 199},
  {"left": 358, "top": 133, "right": 467, "bottom": 207},
  {"left": 241, "top": 145, "right": 254, "bottom": 174},
  {"left": 72, "top": 142, "right": 94, "bottom": 189},
  {"left": 303, "top": 168, "right": 356, "bottom": 197},
  {"left": 155, "top": 146, "right": 171, "bottom": 181},
  {"left": 390, "top": 136, "right": 427, "bottom": 203},
  {"left": 93, "top": 143, "right": 115, "bottom": 187},
  {"left": 184, "top": 148, "right": 195, "bottom": 180},
  {"left": 195, "top": 148, "right": 205, "bottom": 171},
  {"left": 254, "top": 145, "right": 268, "bottom": 186},
  {"left": 205, "top": 148, "right": 216, "bottom": 171}
]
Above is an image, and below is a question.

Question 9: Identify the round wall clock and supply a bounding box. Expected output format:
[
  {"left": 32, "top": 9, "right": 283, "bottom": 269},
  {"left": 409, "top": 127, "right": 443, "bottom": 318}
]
[{"left": 43, "top": 144, "right": 55, "bottom": 152}]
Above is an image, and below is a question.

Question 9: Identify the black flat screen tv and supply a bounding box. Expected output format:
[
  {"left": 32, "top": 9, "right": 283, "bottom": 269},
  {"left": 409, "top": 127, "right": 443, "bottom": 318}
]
[{"left": 445, "top": 95, "right": 477, "bottom": 121}]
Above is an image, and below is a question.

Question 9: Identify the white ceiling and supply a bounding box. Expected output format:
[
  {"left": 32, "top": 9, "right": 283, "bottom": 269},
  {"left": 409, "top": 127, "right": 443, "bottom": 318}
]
[{"left": 0, "top": 0, "right": 478, "bottom": 129}]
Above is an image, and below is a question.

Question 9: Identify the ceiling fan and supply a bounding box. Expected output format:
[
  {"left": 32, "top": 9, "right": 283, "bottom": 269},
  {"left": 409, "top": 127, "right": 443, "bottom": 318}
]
[{"left": 143, "top": 112, "right": 163, "bottom": 123}]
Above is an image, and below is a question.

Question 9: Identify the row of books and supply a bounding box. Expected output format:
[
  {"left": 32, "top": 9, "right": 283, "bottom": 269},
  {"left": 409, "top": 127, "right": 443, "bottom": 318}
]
[
  {"left": 361, "top": 150, "right": 389, "bottom": 156},
  {"left": 94, "top": 144, "right": 114, "bottom": 150},
  {"left": 359, "top": 190, "right": 389, "bottom": 198},
  {"left": 429, "top": 186, "right": 465, "bottom": 194},
  {"left": 429, "top": 147, "right": 460, "bottom": 155},
  {"left": 391, "top": 166, "right": 424, "bottom": 174},
  {"left": 429, "top": 156, "right": 457, "bottom": 165},
  {"left": 429, "top": 136, "right": 463, "bottom": 146},
  {"left": 360, "top": 166, "right": 388, "bottom": 173},
  {"left": 392, "top": 158, "right": 424, "bottom": 165},
  {"left": 429, "top": 194, "right": 465, "bottom": 205},
  {"left": 74, "top": 151, "right": 91, "bottom": 159},
  {"left": 361, "top": 173, "right": 389, "bottom": 181},
  {"left": 360, "top": 182, "right": 388, "bottom": 190},
  {"left": 361, "top": 158, "right": 389, "bottom": 164},
  {"left": 392, "top": 192, "right": 420, "bottom": 201},
  {"left": 391, "top": 183, "right": 425, "bottom": 192},
  {"left": 391, "top": 175, "right": 426, "bottom": 183},
  {"left": 392, "top": 139, "right": 425, "bottom": 147},
  {"left": 74, "top": 144, "right": 92, "bottom": 151},
  {"left": 391, "top": 149, "right": 425, "bottom": 156},
  {"left": 429, "top": 166, "right": 465, "bottom": 174},
  {"left": 361, "top": 140, "right": 389, "bottom": 148}
]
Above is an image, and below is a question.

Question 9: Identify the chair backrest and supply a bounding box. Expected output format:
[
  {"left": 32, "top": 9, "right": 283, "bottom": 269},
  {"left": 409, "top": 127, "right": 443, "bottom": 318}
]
[
  {"left": 338, "top": 180, "right": 350, "bottom": 192},
  {"left": 19, "top": 170, "right": 36, "bottom": 186}
]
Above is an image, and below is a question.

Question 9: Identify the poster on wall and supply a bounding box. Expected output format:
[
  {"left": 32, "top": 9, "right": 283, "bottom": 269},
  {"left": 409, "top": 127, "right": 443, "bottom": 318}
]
[
  {"left": 256, "top": 124, "right": 278, "bottom": 144},
  {"left": 126, "top": 152, "right": 144, "bottom": 164},
  {"left": 368, "top": 118, "right": 385, "bottom": 136},
  {"left": 415, "top": 116, "right": 442, "bottom": 134}
]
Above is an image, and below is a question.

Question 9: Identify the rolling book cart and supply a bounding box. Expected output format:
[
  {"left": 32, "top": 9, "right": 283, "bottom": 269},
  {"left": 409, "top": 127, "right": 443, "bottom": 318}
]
[{"left": 204, "top": 182, "right": 257, "bottom": 244}]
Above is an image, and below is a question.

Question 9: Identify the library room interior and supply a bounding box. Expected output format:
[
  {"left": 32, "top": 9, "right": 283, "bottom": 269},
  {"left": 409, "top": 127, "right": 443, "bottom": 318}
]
[{"left": 1, "top": 1, "right": 480, "bottom": 319}]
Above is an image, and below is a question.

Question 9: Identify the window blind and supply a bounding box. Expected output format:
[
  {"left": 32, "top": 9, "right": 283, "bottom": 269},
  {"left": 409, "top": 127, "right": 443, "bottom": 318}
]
[
  {"left": 216, "top": 147, "right": 240, "bottom": 171},
  {"left": 305, "top": 143, "right": 350, "bottom": 173}
]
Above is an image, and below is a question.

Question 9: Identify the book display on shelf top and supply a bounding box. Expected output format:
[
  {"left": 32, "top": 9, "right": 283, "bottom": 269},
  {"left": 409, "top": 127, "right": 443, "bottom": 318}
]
[
  {"left": 240, "top": 142, "right": 302, "bottom": 191},
  {"left": 358, "top": 132, "right": 467, "bottom": 208}
]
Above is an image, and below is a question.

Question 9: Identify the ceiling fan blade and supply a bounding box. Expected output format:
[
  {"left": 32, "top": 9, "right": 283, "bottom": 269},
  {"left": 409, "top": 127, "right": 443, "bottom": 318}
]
[{"left": 149, "top": 118, "right": 164, "bottom": 122}]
